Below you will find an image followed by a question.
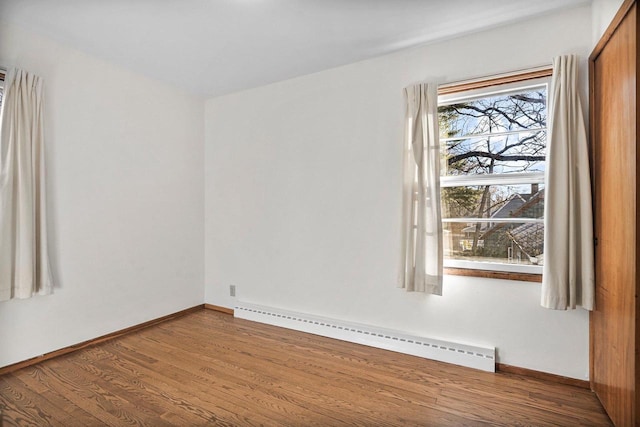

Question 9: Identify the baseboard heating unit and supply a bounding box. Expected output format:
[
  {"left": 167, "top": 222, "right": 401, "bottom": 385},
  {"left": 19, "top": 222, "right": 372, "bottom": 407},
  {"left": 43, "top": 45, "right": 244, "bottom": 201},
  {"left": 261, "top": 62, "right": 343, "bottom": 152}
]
[{"left": 234, "top": 302, "right": 495, "bottom": 372}]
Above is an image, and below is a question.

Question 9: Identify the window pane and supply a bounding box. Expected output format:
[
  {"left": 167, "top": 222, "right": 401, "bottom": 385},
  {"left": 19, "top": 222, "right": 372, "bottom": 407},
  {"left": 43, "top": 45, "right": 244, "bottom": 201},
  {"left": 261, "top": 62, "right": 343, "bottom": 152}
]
[
  {"left": 443, "top": 130, "right": 546, "bottom": 176},
  {"left": 439, "top": 89, "right": 546, "bottom": 139},
  {"left": 441, "top": 184, "right": 544, "bottom": 219},
  {"left": 444, "top": 221, "right": 544, "bottom": 265}
]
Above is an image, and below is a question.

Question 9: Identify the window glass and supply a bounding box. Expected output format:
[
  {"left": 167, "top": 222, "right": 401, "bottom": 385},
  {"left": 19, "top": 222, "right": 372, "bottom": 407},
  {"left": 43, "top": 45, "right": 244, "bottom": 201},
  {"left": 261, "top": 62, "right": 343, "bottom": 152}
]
[
  {"left": 443, "top": 221, "right": 544, "bottom": 266},
  {"left": 438, "top": 78, "right": 548, "bottom": 273},
  {"left": 442, "top": 184, "right": 544, "bottom": 219},
  {"left": 442, "top": 131, "right": 546, "bottom": 175}
]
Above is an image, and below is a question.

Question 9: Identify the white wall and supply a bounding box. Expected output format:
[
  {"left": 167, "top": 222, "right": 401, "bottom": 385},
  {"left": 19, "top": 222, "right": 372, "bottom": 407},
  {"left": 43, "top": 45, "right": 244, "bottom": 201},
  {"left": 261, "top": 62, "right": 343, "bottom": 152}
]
[
  {"left": 0, "top": 24, "right": 205, "bottom": 367},
  {"left": 592, "top": 0, "right": 626, "bottom": 44},
  {"left": 205, "top": 5, "right": 593, "bottom": 379}
]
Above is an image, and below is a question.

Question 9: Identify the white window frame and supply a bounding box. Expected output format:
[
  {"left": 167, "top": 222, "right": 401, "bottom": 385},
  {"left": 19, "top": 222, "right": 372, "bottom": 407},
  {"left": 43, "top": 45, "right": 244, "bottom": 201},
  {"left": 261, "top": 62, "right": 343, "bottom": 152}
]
[{"left": 438, "top": 76, "right": 550, "bottom": 276}]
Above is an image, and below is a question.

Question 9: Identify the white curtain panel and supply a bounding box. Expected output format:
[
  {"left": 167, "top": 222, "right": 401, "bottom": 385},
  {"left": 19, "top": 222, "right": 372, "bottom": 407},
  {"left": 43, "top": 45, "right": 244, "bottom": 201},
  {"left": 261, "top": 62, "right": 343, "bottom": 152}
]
[
  {"left": 0, "top": 68, "right": 54, "bottom": 301},
  {"left": 541, "top": 55, "right": 594, "bottom": 310},
  {"left": 398, "top": 83, "right": 443, "bottom": 294}
]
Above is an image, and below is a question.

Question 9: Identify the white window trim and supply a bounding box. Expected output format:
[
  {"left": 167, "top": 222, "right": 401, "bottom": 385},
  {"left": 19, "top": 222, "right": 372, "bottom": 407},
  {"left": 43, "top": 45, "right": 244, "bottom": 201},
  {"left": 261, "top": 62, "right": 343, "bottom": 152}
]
[
  {"left": 444, "top": 259, "right": 543, "bottom": 274},
  {"left": 442, "top": 218, "right": 543, "bottom": 224},
  {"left": 441, "top": 172, "right": 545, "bottom": 187}
]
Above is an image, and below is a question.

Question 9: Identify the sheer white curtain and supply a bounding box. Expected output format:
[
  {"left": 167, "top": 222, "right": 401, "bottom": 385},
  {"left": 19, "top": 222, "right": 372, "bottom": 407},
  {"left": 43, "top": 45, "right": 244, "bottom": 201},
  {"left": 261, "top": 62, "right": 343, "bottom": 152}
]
[
  {"left": 398, "top": 83, "right": 443, "bottom": 294},
  {"left": 541, "top": 55, "right": 594, "bottom": 310},
  {"left": 0, "top": 68, "right": 54, "bottom": 301}
]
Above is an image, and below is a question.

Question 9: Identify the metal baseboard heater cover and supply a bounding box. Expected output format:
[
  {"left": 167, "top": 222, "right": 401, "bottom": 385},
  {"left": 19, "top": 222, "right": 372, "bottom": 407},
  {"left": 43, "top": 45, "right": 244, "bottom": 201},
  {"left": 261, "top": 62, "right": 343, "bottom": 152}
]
[{"left": 234, "top": 302, "right": 495, "bottom": 372}]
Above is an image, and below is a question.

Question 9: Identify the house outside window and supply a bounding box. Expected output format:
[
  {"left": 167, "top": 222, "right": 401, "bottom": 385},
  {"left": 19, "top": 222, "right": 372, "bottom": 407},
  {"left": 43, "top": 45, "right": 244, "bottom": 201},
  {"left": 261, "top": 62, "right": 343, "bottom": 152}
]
[{"left": 438, "top": 74, "right": 550, "bottom": 278}]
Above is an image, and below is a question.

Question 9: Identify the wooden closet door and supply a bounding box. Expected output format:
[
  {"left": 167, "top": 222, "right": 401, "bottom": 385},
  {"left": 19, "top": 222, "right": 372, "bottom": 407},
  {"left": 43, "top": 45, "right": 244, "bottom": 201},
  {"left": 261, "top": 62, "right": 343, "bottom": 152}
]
[{"left": 590, "top": 2, "right": 638, "bottom": 425}]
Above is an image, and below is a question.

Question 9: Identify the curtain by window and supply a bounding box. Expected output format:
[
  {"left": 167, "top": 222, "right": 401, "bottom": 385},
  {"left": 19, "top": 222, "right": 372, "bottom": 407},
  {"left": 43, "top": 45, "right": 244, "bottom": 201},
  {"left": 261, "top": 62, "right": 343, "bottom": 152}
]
[
  {"left": 398, "top": 83, "right": 443, "bottom": 294},
  {"left": 0, "top": 68, "right": 54, "bottom": 301},
  {"left": 541, "top": 55, "right": 594, "bottom": 310}
]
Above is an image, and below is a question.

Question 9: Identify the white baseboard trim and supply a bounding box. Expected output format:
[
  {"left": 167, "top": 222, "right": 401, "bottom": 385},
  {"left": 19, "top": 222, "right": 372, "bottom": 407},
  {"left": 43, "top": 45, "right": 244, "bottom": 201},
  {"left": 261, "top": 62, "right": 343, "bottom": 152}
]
[{"left": 234, "top": 302, "right": 495, "bottom": 372}]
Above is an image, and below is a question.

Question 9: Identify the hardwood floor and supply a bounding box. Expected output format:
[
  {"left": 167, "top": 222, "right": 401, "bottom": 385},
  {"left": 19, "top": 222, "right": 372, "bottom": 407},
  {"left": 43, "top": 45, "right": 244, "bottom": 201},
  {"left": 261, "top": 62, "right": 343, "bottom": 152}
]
[{"left": 0, "top": 310, "right": 611, "bottom": 426}]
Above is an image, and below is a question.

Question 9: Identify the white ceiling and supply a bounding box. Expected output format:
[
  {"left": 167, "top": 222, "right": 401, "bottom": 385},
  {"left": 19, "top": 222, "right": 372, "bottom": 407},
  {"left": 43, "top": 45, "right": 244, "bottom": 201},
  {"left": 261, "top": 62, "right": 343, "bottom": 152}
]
[{"left": 0, "top": 0, "right": 589, "bottom": 98}]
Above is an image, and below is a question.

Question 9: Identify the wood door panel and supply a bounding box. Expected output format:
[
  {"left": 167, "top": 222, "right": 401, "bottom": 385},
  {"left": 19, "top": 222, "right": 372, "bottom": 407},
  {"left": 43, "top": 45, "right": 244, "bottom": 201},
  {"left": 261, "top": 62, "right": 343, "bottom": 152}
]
[{"left": 591, "top": 4, "right": 637, "bottom": 426}]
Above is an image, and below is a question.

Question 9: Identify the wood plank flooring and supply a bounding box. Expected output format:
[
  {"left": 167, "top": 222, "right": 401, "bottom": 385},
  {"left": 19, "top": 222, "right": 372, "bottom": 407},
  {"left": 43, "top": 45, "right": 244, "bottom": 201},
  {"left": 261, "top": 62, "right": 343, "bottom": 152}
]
[{"left": 0, "top": 309, "right": 611, "bottom": 426}]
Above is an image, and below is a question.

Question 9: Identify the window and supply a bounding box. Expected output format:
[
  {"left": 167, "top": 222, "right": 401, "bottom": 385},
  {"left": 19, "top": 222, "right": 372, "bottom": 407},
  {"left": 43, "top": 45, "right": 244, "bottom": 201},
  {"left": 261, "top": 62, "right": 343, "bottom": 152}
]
[
  {"left": 438, "top": 73, "right": 550, "bottom": 279},
  {"left": 0, "top": 71, "right": 4, "bottom": 109},
  {"left": 0, "top": 70, "right": 4, "bottom": 110}
]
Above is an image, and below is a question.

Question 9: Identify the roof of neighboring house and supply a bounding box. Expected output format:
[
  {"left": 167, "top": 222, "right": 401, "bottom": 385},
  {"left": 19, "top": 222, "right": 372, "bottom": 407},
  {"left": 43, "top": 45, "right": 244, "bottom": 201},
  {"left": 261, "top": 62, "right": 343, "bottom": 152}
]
[
  {"left": 490, "top": 193, "right": 533, "bottom": 219},
  {"left": 460, "top": 191, "right": 536, "bottom": 233},
  {"left": 462, "top": 190, "right": 545, "bottom": 249}
]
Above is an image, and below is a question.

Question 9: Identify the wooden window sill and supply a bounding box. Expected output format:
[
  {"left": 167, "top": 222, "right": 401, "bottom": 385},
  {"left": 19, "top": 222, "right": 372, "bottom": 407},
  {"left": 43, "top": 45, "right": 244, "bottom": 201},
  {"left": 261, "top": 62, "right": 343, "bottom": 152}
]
[{"left": 444, "top": 267, "right": 542, "bottom": 283}]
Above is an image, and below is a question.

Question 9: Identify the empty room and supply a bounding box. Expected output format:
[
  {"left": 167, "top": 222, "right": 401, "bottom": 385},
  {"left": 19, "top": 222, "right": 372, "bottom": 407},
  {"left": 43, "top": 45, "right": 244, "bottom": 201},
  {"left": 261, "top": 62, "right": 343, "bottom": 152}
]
[{"left": 0, "top": 0, "right": 636, "bottom": 425}]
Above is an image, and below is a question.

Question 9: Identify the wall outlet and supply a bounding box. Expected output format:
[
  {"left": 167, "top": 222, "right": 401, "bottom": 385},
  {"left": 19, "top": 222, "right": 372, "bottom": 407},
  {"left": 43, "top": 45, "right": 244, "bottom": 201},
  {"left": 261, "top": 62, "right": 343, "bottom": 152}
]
[{"left": 229, "top": 285, "right": 236, "bottom": 297}]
